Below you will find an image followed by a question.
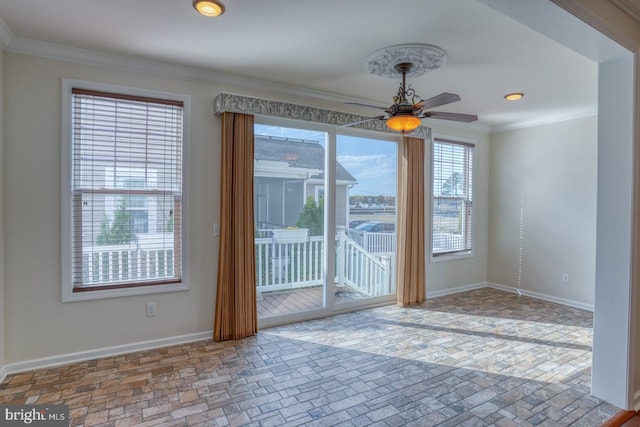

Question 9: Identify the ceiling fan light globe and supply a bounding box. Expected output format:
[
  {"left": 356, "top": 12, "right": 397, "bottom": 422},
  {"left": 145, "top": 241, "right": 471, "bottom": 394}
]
[
  {"left": 386, "top": 115, "right": 421, "bottom": 133},
  {"left": 193, "top": 0, "right": 225, "bottom": 17}
]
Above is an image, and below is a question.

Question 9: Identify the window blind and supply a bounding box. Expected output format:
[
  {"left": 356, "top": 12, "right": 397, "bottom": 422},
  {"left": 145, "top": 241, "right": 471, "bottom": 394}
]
[
  {"left": 70, "top": 88, "right": 184, "bottom": 290},
  {"left": 432, "top": 137, "right": 474, "bottom": 256}
]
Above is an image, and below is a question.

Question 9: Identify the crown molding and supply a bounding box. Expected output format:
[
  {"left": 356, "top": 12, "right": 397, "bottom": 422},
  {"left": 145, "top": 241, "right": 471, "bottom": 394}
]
[
  {"left": 6, "top": 36, "right": 250, "bottom": 86},
  {"left": 491, "top": 107, "right": 597, "bottom": 133},
  {"left": 3, "top": 37, "right": 393, "bottom": 110},
  {"left": 5, "top": 36, "right": 491, "bottom": 135},
  {"left": 436, "top": 119, "right": 491, "bottom": 134},
  {"left": 612, "top": 0, "right": 640, "bottom": 23},
  {"left": 0, "top": 15, "right": 14, "bottom": 50},
  {"left": 551, "top": 0, "right": 640, "bottom": 52}
]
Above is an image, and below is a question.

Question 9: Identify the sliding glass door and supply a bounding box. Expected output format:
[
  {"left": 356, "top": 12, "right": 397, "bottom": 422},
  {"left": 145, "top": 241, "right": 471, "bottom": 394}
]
[
  {"left": 254, "top": 123, "right": 328, "bottom": 320},
  {"left": 335, "top": 133, "right": 398, "bottom": 309},
  {"left": 254, "top": 120, "right": 398, "bottom": 324}
]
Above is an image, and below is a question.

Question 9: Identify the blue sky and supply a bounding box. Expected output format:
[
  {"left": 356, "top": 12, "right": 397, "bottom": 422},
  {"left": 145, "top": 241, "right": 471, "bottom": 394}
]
[{"left": 255, "top": 125, "right": 397, "bottom": 196}]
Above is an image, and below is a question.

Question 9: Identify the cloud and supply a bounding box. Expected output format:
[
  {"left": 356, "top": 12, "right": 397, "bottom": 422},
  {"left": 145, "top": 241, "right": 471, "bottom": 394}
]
[
  {"left": 337, "top": 154, "right": 394, "bottom": 176},
  {"left": 337, "top": 154, "right": 386, "bottom": 168},
  {"left": 337, "top": 154, "right": 397, "bottom": 195}
]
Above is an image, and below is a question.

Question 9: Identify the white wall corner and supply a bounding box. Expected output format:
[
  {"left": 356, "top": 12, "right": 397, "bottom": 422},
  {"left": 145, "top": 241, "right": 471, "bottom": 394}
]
[
  {"left": 486, "top": 282, "right": 521, "bottom": 294},
  {"left": 0, "top": 15, "right": 14, "bottom": 50},
  {"left": 486, "top": 282, "right": 595, "bottom": 312},
  {"left": 426, "top": 282, "right": 595, "bottom": 312},
  {"left": 591, "top": 54, "right": 635, "bottom": 409}
]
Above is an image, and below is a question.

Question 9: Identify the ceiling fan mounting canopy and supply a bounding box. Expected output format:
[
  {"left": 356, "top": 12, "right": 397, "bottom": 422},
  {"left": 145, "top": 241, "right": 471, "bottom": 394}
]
[
  {"left": 365, "top": 44, "right": 448, "bottom": 78},
  {"left": 393, "top": 62, "right": 414, "bottom": 74}
]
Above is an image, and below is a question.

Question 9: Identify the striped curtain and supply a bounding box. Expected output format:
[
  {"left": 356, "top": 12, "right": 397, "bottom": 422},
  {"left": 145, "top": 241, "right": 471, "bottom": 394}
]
[
  {"left": 396, "top": 135, "right": 426, "bottom": 306},
  {"left": 214, "top": 112, "right": 258, "bottom": 341}
]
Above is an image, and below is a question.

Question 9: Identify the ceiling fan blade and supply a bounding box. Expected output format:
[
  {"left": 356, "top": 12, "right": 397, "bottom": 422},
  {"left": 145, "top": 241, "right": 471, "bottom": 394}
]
[
  {"left": 345, "top": 102, "right": 389, "bottom": 111},
  {"left": 341, "top": 115, "right": 386, "bottom": 127},
  {"left": 414, "top": 93, "right": 461, "bottom": 110},
  {"left": 423, "top": 111, "right": 478, "bottom": 122}
]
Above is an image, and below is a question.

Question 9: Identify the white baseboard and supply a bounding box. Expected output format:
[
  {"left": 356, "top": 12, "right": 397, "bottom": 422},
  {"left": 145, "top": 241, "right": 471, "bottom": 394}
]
[
  {"left": 422, "top": 281, "right": 593, "bottom": 312},
  {"left": 0, "top": 364, "right": 7, "bottom": 386},
  {"left": 486, "top": 282, "right": 594, "bottom": 312},
  {"left": 426, "top": 282, "right": 487, "bottom": 299},
  {"left": 0, "top": 283, "right": 598, "bottom": 383},
  {"left": 0, "top": 331, "right": 212, "bottom": 381}
]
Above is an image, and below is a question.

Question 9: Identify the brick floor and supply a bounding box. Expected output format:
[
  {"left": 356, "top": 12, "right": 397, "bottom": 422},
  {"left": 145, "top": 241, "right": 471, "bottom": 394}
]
[{"left": 0, "top": 288, "right": 620, "bottom": 426}]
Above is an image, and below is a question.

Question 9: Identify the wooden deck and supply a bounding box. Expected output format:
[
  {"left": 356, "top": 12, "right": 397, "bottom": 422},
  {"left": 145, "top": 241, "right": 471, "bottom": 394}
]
[{"left": 257, "top": 285, "right": 371, "bottom": 318}]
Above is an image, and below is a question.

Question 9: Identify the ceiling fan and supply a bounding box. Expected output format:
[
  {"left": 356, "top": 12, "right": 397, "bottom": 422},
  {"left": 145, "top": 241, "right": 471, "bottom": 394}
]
[{"left": 344, "top": 62, "right": 478, "bottom": 133}]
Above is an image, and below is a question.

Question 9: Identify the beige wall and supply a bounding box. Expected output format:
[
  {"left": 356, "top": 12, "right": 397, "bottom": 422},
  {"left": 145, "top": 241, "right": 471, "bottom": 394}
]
[
  {"left": 2, "top": 52, "right": 491, "bottom": 364},
  {"left": 488, "top": 116, "right": 598, "bottom": 306},
  {"left": 3, "top": 53, "right": 221, "bottom": 362}
]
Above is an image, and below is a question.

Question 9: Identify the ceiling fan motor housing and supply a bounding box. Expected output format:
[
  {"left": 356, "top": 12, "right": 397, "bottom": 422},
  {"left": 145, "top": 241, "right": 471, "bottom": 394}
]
[{"left": 395, "top": 102, "right": 418, "bottom": 115}]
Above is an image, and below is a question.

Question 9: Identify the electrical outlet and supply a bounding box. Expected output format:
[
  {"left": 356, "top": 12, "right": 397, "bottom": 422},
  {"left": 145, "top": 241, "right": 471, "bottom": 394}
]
[
  {"left": 146, "top": 302, "right": 157, "bottom": 317},
  {"left": 562, "top": 273, "right": 569, "bottom": 284},
  {"left": 213, "top": 222, "right": 220, "bottom": 236}
]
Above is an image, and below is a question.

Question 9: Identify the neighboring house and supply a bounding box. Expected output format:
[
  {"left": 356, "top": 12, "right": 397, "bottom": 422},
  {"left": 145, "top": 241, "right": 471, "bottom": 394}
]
[
  {"left": 79, "top": 163, "right": 177, "bottom": 248},
  {"left": 254, "top": 135, "right": 357, "bottom": 230}
]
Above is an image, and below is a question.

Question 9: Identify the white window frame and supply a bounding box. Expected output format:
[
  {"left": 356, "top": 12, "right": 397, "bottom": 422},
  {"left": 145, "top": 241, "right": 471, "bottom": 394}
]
[
  {"left": 61, "top": 78, "right": 190, "bottom": 302},
  {"left": 430, "top": 134, "right": 475, "bottom": 262}
]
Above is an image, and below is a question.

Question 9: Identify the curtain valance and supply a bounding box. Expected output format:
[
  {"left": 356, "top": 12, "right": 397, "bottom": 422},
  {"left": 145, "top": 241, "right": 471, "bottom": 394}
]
[{"left": 214, "top": 92, "right": 430, "bottom": 139}]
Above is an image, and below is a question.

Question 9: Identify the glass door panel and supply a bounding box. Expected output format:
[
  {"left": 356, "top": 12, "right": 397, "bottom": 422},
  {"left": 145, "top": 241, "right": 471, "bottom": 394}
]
[
  {"left": 335, "top": 134, "right": 398, "bottom": 306},
  {"left": 254, "top": 124, "right": 328, "bottom": 319}
]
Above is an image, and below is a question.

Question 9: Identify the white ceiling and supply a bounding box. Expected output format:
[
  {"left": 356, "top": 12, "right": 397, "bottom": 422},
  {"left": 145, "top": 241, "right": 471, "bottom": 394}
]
[{"left": 0, "top": 0, "right": 619, "bottom": 130}]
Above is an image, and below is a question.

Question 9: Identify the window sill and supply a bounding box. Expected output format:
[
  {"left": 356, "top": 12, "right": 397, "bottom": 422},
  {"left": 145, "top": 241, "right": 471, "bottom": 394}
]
[
  {"left": 62, "top": 281, "right": 189, "bottom": 302},
  {"left": 430, "top": 252, "right": 474, "bottom": 263}
]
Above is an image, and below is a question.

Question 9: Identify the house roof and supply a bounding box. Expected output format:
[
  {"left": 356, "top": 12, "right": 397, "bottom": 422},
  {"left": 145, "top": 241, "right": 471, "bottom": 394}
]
[{"left": 255, "top": 136, "right": 357, "bottom": 183}]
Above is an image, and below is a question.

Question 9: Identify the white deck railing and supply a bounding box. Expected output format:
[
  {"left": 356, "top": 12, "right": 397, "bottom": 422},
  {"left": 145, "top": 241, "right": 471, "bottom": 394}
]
[
  {"left": 347, "top": 229, "right": 464, "bottom": 255},
  {"left": 338, "top": 233, "right": 394, "bottom": 296},
  {"left": 255, "top": 235, "right": 324, "bottom": 292},
  {"left": 82, "top": 233, "right": 175, "bottom": 284},
  {"left": 346, "top": 229, "right": 396, "bottom": 254},
  {"left": 433, "top": 232, "right": 464, "bottom": 253},
  {"left": 82, "top": 229, "right": 395, "bottom": 296},
  {"left": 256, "top": 228, "right": 394, "bottom": 297}
]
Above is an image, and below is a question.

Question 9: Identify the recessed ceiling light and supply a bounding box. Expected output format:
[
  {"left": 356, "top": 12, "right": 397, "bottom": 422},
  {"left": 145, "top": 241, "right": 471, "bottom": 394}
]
[
  {"left": 193, "top": 0, "right": 225, "bottom": 17},
  {"left": 504, "top": 92, "right": 524, "bottom": 101}
]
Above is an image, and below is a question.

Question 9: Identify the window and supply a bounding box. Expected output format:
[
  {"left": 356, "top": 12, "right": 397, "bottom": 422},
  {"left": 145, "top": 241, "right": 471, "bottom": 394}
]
[
  {"left": 432, "top": 137, "right": 474, "bottom": 256},
  {"left": 62, "top": 80, "right": 189, "bottom": 301}
]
